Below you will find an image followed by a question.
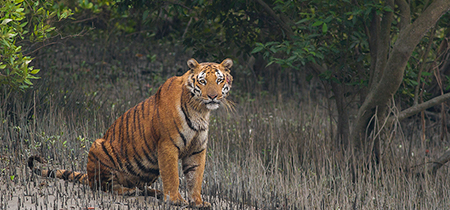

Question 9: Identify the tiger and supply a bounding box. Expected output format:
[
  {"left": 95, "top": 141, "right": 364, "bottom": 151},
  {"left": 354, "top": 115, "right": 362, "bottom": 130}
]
[{"left": 28, "top": 58, "right": 234, "bottom": 208}]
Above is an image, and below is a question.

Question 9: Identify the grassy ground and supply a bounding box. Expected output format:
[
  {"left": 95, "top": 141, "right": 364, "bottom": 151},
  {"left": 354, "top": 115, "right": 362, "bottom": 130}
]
[{"left": 2, "top": 38, "right": 450, "bottom": 209}]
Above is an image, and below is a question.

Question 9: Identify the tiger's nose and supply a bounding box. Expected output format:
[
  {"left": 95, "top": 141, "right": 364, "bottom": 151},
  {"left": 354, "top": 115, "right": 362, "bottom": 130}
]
[{"left": 208, "top": 94, "right": 218, "bottom": 99}]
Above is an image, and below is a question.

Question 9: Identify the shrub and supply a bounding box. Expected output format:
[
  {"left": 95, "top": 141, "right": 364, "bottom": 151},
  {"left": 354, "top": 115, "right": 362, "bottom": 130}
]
[{"left": 0, "top": 0, "right": 72, "bottom": 91}]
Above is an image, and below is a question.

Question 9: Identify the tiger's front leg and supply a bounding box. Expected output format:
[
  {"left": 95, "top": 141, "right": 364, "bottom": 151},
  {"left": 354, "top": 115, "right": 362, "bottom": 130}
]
[
  {"left": 182, "top": 149, "right": 211, "bottom": 208},
  {"left": 158, "top": 141, "right": 188, "bottom": 206}
]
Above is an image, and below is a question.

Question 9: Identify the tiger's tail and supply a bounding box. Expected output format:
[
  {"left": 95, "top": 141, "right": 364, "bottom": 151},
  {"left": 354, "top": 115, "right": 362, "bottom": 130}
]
[{"left": 27, "top": 155, "right": 89, "bottom": 185}]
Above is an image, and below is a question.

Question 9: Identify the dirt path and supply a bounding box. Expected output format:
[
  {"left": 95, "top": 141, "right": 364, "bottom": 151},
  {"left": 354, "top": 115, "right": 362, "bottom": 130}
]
[{"left": 1, "top": 166, "right": 252, "bottom": 210}]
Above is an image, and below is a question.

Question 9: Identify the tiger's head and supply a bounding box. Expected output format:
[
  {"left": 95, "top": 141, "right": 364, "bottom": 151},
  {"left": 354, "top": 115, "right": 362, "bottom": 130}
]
[{"left": 186, "top": 58, "right": 233, "bottom": 110}]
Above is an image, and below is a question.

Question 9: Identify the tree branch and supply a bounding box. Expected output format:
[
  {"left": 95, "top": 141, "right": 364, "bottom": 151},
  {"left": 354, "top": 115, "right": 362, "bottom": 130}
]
[
  {"left": 306, "top": 62, "right": 326, "bottom": 76},
  {"left": 430, "top": 149, "right": 450, "bottom": 175},
  {"left": 388, "top": 92, "right": 450, "bottom": 125},
  {"left": 367, "top": 10, "right": 379, "bottom": 90},
  {"left": 413, "top": 26, "right": 435, "bottom": 105},
  {"left": 395, "top": 0, "right": 410, "bottom": 31},
  {"left": 372, "top": 0, "right": 394, "bottom": 89},
  {"left": 253, "top": 0, "right": 295, "bottom": 39}
]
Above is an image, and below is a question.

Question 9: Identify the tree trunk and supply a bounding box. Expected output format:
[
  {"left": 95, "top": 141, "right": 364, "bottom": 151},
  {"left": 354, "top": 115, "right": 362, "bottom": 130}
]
[
  {"left": 351, "top": 0, "right": 450, "bottom": 151},
  {"left": 330, "top": 81, "right": 350, "bottom": 148}
]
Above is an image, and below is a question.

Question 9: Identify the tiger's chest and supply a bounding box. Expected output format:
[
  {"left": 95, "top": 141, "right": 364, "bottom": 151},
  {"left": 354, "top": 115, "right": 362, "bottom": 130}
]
[{"left": 175, "top": 106, "right": 210, "bottom": 155}]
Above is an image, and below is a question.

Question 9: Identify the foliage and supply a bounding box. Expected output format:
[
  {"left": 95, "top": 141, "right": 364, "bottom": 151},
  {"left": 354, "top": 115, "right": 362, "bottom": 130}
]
[
  {"left": 248, "top": 0, "right": 450, "bottom": 148},
  {"left": 252, "top": 0, "right": 392, "bottom": 87},
  {"left": 0, "top": 0, "right": 72, "bottom": 91}
]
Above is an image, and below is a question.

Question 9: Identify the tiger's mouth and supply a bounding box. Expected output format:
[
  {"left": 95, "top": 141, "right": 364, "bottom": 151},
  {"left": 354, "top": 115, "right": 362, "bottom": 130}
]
[{"left": 204, "top": 100, "right": 220, "bottom": 110}]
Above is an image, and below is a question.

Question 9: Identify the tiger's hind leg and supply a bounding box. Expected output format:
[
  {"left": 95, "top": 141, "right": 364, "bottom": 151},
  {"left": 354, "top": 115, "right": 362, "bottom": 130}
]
[
  {"left": 111, "top": 184, "right": 163, "bottom": 197},
  {"left": 87, "top": 138, "right": 125, "bottom": 193},
  {"left": 87, "top": 166, "right": 141, "bottom": 196},
  {"left": 88, "top": 160, "right": 162, "bottom": 197},
  {"left": 140, "top": 187, "right": 164, "bottom": 198}
]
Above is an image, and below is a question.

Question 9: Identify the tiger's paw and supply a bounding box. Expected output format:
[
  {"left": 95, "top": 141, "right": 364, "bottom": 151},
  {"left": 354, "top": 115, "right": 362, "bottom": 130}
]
[
  {"left": 190, "top": 201, "right": 211, "bottom": 209},
  {"left": 166, "top": 194, "right": 189, "bottom": 206},
  {"left": 170, "top": 199, "right": 189, "bottom": 206}
]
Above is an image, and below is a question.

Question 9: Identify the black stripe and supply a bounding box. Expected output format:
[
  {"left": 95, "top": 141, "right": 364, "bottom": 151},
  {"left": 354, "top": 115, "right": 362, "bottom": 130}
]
[
  {"left": 142, "top": 132, "right": 155, "bottom": 160},
  {"left": 74, "top": 173, "right": 83, "bottom": 181},
  {"left": 174, "top": 121, "right": 187, "bottom": 146},
  {"left": 141, "top": 99, "right": 146, "bottom": 120},
  {"left": 136, "top": 105, "right": 143, "bottom": 136},
  {"left": 130, "top": 110, "right": 144, "bottom": 171},
  {"left": 47, "top": 170, "right": 56, "bottom": 178},
  {"left": 134, "top": 155, "right": 145, "bottom": 172},
  {"left": 138, "top": 101, "right": 156, "bottom": 158},
  {"left": 140, "top": 174, "right": 159, "bottom": 183},
  {"left": 89, "top": 152, "right": 115, "bottom": 171},
  {"left": 107, "top": 124, "right": 123, "bottom": 169},
  {"left": 181, "top": 103, "right": 197, "bottom": 131},
  {"left": 118, "top": 115, "right": 124, "bottom": 156},
  {"left": 134, "top": 156, "right": 159, "bottom": 175},
  {"left": 61, "top": 170, "right": 72, "bottom": 180},
  {"left": 170, "top": 137, "right": 181, "bottom": 151},
  {"left": 100, "top": 141, "right": 117, "bottom": 168},
  {"left": 125, "top": 162, "right": 139, "bottom": 176},
  {"left": 143, "top": 149, "right": 158, "bottom": 165},
  {"left": 148, "top": 168, "right": 160, "bottom": 176},
  {"left": 151, "top": 118, "right": 159, "bottom": 139},
  {"left": 194, "top": 85, "right": 201, "bottom": 93},
  {"left": 167, "top": 77, "right": 175, "bottom": 90},
  {"left": 190, "top": 148, "right": 205, "bottom": 156},
  {"left": 140, "top": 119, "right": 157, "bottom": 166},
  {"left": 125, "top": 110, "right": 131, "bottom": 151},
  {"left": 123, "top": 116, "right": 139, "bottom": 176},
  {"left": 155, "top": 87, "right": 162, "bottom": 103},
  {"left": 133, "top": 106, "right": 138, "bottom": 135},
  {"left": 183, "top": 165, "right": 199, "bottom": 175}
]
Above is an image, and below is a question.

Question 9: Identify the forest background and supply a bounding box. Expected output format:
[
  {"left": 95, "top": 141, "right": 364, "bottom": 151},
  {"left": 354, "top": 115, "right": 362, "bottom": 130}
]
[{"left": 1, "top": 0, "right": 450, "bottom": 209}]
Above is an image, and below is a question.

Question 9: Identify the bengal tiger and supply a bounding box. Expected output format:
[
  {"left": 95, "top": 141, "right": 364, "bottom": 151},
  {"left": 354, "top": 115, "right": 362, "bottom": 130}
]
[{"left": 28, "top": 58, "right": 234, "bottom": 208}]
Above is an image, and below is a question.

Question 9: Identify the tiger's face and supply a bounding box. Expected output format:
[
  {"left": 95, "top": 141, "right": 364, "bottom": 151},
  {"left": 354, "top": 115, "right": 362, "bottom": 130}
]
[{"left": 186, "top": 58, "right": 233, "bottom": 110}]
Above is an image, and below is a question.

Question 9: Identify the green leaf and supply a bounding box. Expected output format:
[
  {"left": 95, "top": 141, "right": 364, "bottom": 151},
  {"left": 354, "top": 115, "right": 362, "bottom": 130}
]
[
  {"left": 409, "top": 80, "right": 419, "bottom": 86},
  {"left": 1, "top": 19, "right": 13, "bottom": 25},
  {"left": 384, "top": 6, "right": 394, "bottom": 12},
  {"left": 322, "top": 23, "right": 328, "bottom": 33},
  {"left": 24, "top": 78, "right": 32, "bottom": 85},
  {"left": 251, "top": 46, "right": 264, "bottom": 54},
  {"left": 265, "top": 42, "right": 278, "bottom": 46},
  {"left": 30, "top": 69, "right": 40, "bottom": 74},
  {"left": 19, "top": 21, "right": 28, "bottom": 27},
  {"left": 266, "top": 60, "right": 275, "bottom": 67},
  {"left": 295, "top": 18, "right": 309, "bottom": 24},
  {"left": 312, "top": 20, "right": 323, "bottom": 27}
]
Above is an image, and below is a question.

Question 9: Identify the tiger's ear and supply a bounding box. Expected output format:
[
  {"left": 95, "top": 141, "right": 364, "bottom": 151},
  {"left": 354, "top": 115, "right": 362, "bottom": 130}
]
[
  {"left": 220, "top": 58, "right": 233, "bottom": 72},
  {"left": 187, "top": 58, "right": 199, "bottom": 70}
]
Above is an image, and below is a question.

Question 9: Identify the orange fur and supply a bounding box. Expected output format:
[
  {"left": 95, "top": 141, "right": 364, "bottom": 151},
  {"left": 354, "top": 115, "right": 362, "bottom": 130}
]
[{"left": 28, "top": 58, "right": 233, "bottom": 208}]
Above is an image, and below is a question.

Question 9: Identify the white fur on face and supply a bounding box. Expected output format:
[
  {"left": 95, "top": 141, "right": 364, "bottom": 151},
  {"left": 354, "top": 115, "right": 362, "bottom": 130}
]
[
  {"left": 187, "top": 75, "right": 202, "bottom": 97},
  {"left": 206, "top": 103, "right": 219, "bottom": 110},
  {"left": 186, "top": 68, "right": 230, "bottom": 110},
  {"left": 222, "top": 83, "right": 230, "bottom": 96}
]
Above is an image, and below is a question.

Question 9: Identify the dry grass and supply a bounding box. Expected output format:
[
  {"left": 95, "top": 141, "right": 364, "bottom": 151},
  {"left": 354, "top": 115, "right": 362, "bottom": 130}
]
[{"left": 2, "top": 38, "right": 450, "bottom": 209}]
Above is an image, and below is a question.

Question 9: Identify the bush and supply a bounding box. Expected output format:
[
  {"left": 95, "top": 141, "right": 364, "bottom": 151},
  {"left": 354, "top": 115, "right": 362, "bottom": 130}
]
[{"left": 0, "top": 0, "right": 72, "bottom": 91}]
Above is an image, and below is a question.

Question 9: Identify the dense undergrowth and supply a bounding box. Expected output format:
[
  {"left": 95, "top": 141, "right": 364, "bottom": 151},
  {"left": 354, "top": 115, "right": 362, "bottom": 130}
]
[{"left": 2, "top": 37, "right": 450, "bottom": 209}]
